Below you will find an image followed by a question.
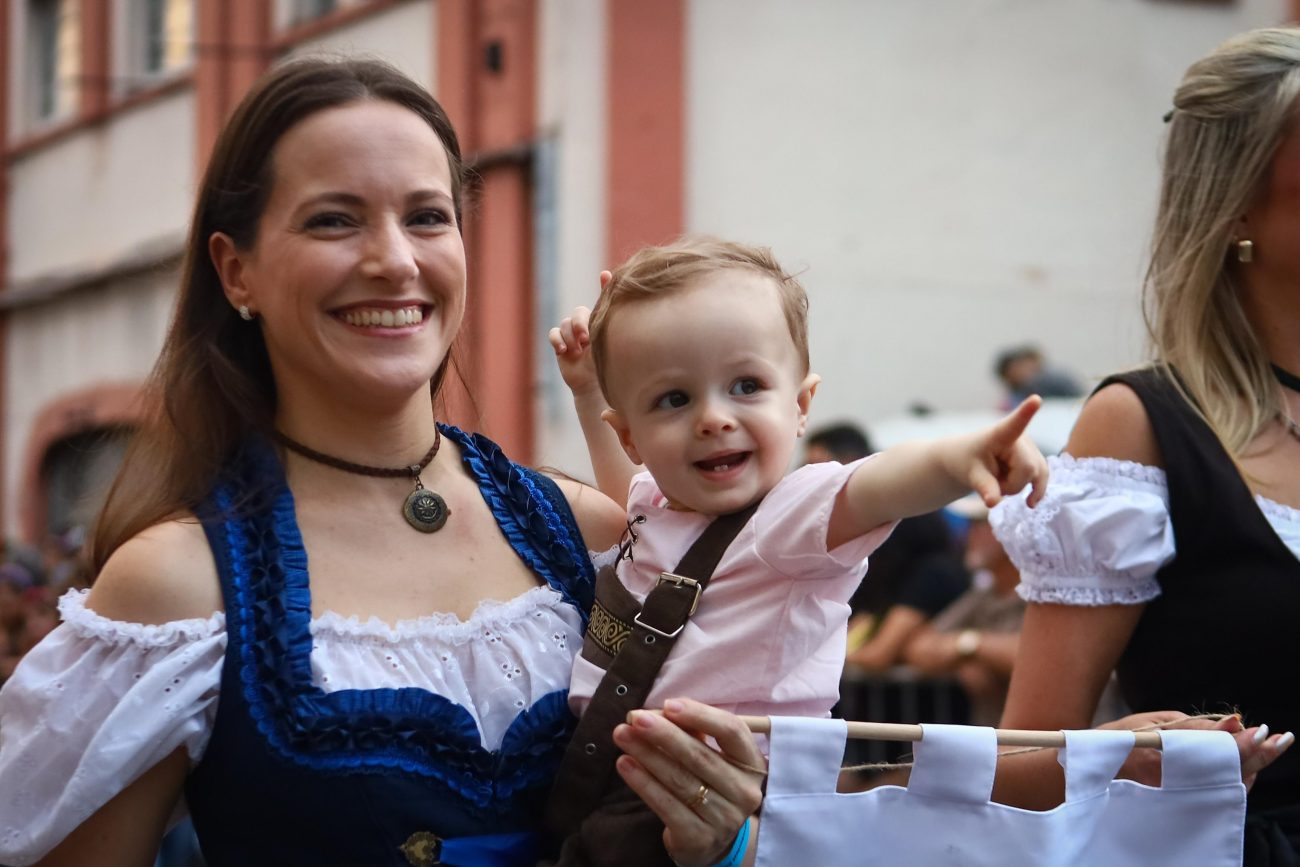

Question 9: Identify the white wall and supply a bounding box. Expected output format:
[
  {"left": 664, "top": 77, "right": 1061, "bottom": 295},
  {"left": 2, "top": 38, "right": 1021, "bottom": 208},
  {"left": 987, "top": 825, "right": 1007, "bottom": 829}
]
[
  {"left": 686, "top": 0, "right": 1289, "bottom": 430},
  {"left": 284, "top": 0, "right": 436, "bottom": 91},
  {"left": 533, "top": 0, "right": 608, "bottom": 481},
  {"left": 4, "top": 267, "right": 177, "bottom": 537},
  {"left": 7, "top": 88, "right": 195, "bottom": 283}
]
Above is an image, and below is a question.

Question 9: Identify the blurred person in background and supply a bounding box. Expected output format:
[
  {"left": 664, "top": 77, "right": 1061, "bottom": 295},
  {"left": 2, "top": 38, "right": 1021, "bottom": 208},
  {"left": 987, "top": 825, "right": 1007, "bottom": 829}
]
[
  {"left": 994, "top": 344, "right": 1082, "bottom": 410},
  {"left": 802, "top": 424, "right": 969, "bottom": 673},
  {"left": 902, "top": 494, "right": 1024, "bottom": 726},
  {"left": 0, "top": 563, "right": 35, "bottom": 684}
]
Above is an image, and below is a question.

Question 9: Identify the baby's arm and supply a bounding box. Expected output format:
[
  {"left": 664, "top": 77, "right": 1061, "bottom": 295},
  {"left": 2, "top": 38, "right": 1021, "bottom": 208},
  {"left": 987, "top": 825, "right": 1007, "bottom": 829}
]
[
  {"left": 548, "top": 279, "right": 639, "bottom": 508},
  {"left": 826, "top": 397, "right": 1048, "bottom": 550}
]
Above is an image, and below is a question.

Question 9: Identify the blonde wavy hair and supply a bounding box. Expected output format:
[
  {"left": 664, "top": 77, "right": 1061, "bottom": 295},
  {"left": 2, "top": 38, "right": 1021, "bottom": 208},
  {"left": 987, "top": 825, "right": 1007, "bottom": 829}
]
[{"left": 1148, "top": 27, "right": 1300, "bottom": 455}]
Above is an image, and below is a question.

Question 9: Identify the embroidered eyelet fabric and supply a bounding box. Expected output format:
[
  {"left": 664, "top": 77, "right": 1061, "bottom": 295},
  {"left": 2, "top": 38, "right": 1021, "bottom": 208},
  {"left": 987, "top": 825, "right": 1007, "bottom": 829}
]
[
  {"left": 0, "top": 591, "right": 224, "bottom": 863},
  {"left": 990, "top": 454, "right": 1300, "bottom": 606}
]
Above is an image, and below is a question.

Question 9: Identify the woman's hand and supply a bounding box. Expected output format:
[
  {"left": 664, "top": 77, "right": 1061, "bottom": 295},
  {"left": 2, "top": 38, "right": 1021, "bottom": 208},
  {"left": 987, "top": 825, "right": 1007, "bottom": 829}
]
[
  {"left": 613, "top": 698, "right": 765, "bottom": 867},
  {"left": 1100, "top": 710, "right": 1293, "bottom": 790}
]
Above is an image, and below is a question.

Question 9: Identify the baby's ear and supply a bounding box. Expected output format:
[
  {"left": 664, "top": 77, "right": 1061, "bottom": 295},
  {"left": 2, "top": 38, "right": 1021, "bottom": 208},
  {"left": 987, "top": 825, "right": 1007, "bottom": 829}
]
[
  {"left": 601, "top": 409, "right": 643, "bottom": 465},
  {"left": 795, "top": 373, "right": 821, "bottom": 436}
]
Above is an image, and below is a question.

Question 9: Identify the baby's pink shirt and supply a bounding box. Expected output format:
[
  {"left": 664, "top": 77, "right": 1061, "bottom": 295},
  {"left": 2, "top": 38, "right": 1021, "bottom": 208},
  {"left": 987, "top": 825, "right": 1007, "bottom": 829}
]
[{"left": 568, "top": 458, "right": 893, "bottom": 719}]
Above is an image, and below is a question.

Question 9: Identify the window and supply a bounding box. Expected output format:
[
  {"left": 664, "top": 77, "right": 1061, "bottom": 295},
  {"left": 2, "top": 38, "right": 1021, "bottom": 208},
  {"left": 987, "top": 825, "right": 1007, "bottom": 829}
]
[
  {"left": 42, "top": 428, "right": 131, "bottom": 540},
  {"left": 26, "top": 0, "right": 80, "bottom": 123},
  {"left": 277, "top": 0, "right": 374, "bottom": 31},
  {"left": 127, "top": 0, "right": 193, "bottom": 84},
  {"left": 291, "top": 0, "right": 338, "bottom": 25}
]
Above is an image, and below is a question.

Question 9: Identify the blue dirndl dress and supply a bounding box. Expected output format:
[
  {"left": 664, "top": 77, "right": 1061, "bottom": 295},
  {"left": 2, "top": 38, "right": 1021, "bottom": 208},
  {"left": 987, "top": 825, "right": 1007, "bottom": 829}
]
[{"left": 184, "top": 426, "right": 595, "bottom": 867}]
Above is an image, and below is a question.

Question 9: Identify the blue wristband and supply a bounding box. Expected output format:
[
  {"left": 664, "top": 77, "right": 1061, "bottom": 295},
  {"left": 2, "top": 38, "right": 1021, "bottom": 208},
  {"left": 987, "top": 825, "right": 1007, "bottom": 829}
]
[{"left": 708, "top": 817, "right": 751, "bottom": 867}]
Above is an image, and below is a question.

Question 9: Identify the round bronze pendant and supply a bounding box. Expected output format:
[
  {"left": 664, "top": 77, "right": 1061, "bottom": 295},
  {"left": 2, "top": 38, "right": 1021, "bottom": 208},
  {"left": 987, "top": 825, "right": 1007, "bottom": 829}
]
[{"left": 403, "top": 488, "right": 450, "bottom": 533}]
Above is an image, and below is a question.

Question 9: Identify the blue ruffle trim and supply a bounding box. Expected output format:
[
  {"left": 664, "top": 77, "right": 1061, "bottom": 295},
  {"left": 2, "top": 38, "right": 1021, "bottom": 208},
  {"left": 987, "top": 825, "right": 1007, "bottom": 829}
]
[
  {"left": 451, "top": 425, "right": 595, "bottom": 625},
  {"left": 210, "top": 428, "right": 593, "bottom": 814}
]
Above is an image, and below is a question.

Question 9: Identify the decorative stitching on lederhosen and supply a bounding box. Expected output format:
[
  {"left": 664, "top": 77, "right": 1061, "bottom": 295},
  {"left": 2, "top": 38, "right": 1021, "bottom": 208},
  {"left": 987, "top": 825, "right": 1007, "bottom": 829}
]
[
  {"left": 581, "top": 514, "right": 646, "bottom": 669},
  {"left": 581, "top": 566, "right": 639, "bottom": 668}
]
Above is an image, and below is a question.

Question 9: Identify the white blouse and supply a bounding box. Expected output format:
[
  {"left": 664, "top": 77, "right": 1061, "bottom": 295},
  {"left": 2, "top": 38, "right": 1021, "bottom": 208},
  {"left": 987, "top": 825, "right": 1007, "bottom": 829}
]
[
  {"left": 0, "top": 585, "right": 583, "bottom": 865},
  {"left": 991, "top": 454, "right": 1300, "bottom": 606}
]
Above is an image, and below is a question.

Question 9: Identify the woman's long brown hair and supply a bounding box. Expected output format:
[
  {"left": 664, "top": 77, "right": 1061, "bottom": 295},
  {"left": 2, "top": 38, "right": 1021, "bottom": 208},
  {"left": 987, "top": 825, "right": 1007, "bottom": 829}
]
[{"left": 91, "top": 58, "right": 466, "bottom": 572}]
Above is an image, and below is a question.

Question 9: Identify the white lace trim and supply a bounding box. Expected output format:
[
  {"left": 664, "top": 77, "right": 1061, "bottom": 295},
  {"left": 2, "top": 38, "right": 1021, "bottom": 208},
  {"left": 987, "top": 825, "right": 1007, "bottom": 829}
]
[
  {"left": 590, "top": 545, "right": 621, "bottom": 573},
  {"left": 57, "top": 589, "right": 225, "bottom": 647},
  {"left": 1256, "top": 494, "right": 1300, "bottom": 526},
  {"left": 1051, "top": 452, "right": 1167, "bottom": 486},
  {"left": 1016, "top": 578, "right": 1162, "bottom": 606},
  {"left": 309, "top": 583, "right": 567, "bottom": 646}
]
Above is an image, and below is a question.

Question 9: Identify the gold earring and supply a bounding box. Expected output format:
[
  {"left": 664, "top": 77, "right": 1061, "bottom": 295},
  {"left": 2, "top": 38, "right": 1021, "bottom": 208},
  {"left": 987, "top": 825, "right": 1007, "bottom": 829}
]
[
  {"left": 1236, "top": 239, "right": 1254, "bottom": 264},
  {"left": 239, "top": 305, "right": 254, "bottom": 321}
]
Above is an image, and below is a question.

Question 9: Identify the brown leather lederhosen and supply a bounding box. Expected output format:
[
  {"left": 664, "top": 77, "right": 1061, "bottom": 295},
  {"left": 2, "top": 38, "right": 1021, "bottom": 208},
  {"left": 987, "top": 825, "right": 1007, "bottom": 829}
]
[{"left": 547, "top": 505, "right": 757, "bottom": 867}]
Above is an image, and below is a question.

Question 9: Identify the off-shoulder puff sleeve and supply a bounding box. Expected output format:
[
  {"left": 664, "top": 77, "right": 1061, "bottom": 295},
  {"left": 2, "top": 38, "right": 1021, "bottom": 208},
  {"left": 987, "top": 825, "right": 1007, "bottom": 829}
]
[
  {"left": 0, "top": 589, "right": 224, "bottom": 865},
  {"left": 989, "top": 454, "right": 1174, "bottom": 606}
]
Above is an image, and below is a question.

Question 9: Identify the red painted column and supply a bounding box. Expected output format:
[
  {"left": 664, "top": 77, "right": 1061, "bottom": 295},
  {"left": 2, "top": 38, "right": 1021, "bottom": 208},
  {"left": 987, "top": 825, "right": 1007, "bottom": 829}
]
[
  {"left": 606, "top": 0, "right": 685, "bottom": 263},
  {"left": 195, "top": 0, "right": 272, "bottom": 174},
  {"left": 0, "top": 0, "right": 9, "bottom": 536},
  {"left": 436, "top": 0, "right": 537, "bottom": 462},
  {"left": 79, "top": 0, "right": 111, "bottom": 119}
]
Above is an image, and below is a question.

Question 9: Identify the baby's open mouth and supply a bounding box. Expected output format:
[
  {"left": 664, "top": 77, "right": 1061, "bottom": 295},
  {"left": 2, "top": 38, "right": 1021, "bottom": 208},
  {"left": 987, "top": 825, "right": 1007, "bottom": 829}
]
[{"left": 694, "top": 452, "right": 751, "bottom": 473}]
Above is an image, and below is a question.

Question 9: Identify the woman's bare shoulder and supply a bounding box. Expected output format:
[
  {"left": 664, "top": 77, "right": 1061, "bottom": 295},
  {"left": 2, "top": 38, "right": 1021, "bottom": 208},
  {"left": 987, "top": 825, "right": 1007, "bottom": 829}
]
[
  {"left": 1065, "top": 382, "right": 1163, "bottom": 468},
  {"left": 550, "top": 477, "right": 627, "bottom": 551},
  {"left": 85, "top": 516, "right": 223, "bottom": 625}
]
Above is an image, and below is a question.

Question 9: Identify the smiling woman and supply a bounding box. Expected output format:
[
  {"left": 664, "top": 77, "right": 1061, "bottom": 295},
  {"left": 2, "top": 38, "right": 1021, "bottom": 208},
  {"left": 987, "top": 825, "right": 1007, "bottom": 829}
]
[
  {"left": 208, "top": 98, "right": 468, "bottom": 422},
  {"left": 0, "top": 58, "right": 770, "bottom": 867}
]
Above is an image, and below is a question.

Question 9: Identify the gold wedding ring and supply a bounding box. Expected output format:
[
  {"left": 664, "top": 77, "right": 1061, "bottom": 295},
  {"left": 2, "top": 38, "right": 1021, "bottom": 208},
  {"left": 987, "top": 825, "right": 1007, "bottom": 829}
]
[{"left": 687, "top": 783, "right": 710, "bottom": 811}]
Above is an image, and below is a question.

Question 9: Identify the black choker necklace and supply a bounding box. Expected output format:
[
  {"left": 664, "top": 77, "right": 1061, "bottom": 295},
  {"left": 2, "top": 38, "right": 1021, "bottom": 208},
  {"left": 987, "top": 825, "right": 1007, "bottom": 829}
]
[
  {"left": 1272, "top": 363, "right": 1300, "bottom": 394},
  {"left": 1272, "top": 365, "right": 1300, "bottom": 444},
  {"left": 275, "top": 428, "right": 451, "bottom": 533}
]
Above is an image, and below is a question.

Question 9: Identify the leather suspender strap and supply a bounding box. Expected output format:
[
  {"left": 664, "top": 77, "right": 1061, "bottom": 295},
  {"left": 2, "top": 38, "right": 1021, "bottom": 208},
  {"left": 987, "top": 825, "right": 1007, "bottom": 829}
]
[{"left": 546, "top": 503, "right": 760, "bottom": 839}]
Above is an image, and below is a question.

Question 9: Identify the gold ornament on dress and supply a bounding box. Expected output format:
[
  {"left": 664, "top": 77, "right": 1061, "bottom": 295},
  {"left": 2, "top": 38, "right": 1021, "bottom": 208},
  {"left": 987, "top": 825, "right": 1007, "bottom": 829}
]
[{"left": 399, "top": 830, "right": 442, "bottom": 866}]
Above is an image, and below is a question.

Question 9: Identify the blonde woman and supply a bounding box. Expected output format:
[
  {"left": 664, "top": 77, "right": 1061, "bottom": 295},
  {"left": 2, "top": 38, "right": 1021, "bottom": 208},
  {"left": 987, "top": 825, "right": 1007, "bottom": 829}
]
[{"left": 991, "top": 27, "right": 1300, "bottom": 862}]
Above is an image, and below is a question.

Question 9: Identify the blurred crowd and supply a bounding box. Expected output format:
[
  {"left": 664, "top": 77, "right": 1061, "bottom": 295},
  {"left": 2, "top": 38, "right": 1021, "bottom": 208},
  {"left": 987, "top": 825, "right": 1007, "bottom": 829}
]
[{"left": 0, "top": 527, "right": 91, "bottom": 687}]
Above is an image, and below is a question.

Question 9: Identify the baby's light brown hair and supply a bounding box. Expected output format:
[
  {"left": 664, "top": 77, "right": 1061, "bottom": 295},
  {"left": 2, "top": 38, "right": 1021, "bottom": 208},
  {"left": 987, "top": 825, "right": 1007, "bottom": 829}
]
[{"left": 589, "top": 236, "right": 811, "bottom": 403}]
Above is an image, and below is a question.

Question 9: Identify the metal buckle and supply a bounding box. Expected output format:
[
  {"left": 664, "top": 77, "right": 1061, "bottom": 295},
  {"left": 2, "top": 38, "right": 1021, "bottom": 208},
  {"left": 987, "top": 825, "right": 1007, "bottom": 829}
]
[{"left": 632, "top": 572, "right": 702, "bottom": 639}]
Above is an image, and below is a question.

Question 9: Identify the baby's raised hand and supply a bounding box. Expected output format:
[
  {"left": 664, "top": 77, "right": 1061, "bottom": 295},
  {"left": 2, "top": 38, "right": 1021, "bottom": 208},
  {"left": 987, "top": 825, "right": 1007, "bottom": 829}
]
[
  {"left": 547, "top": 271, "right": 612, "bottom": 398},
  {"left": 961, "top": 396, "right": 1049, "bottom": 508},
  {"left": 548, "top": 304, "right": 597, "bottom": 395}
]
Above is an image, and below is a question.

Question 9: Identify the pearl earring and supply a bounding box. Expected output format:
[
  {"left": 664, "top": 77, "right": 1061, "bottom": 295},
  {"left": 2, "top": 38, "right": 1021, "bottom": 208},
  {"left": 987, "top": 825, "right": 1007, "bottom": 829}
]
[
  {"left": 239, "top": 305, "right": 254, "bottom": 321},
  {"left": 1236, "top": 239, "right": 1254, "bottom": 264}
]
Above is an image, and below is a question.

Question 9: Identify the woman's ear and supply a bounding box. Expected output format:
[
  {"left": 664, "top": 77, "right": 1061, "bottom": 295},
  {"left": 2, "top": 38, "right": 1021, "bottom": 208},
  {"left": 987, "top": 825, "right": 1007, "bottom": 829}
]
[
  {"left": 601, "top": 408, "right": 643, "bottom": 465},
  {"left": 795, "top": 373, "right": 821, "bottom": 437},
  {"left": 209, "top": 232, "right": 253, "bottom": 313}
]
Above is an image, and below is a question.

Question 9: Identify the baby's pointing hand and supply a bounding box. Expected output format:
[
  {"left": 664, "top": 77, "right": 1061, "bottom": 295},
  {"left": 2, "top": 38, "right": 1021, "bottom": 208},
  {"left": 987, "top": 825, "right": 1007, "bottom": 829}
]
[{"left": 967, "top": 396, "right": 1049, "bottom": 508}]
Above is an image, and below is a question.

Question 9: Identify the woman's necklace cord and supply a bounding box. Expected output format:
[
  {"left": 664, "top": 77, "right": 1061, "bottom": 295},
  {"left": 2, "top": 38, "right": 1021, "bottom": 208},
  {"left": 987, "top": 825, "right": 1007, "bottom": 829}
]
[
  {"left": 274, "top": 427, "right": 451, "bottom": 533},
  {"left": 1273, "top": 364, "right": 1300, "bottom": 444}
]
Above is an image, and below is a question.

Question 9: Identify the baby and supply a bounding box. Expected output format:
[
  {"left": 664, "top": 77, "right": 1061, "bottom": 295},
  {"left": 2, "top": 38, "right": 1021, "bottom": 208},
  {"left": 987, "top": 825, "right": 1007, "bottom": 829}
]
[{"left": 545, "top": 236, "right": 1046, "bottom": 867}]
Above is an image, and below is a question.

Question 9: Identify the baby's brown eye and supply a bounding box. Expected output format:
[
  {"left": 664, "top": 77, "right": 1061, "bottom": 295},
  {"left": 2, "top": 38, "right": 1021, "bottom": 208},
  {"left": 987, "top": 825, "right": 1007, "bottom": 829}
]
[{"left": 655, "top": 391, "right": 689, "bottom": 410}]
